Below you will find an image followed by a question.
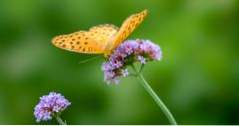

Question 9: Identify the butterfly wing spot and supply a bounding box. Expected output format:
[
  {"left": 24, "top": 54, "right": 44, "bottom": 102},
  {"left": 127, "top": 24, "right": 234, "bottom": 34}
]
[{"left": 82, "top": 48, "right": 86, "bottom": 52}]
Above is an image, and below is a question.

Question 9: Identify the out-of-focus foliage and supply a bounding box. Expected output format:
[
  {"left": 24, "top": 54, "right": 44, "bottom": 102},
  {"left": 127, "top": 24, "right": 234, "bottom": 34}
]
[{"left": 0, "top": 0, "right": 238, "bottom": 124}]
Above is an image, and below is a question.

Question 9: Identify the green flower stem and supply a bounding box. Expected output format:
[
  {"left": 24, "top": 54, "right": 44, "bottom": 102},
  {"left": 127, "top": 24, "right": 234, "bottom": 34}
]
[
  {"left": 132, "top": 65, "right": 177, "bottom": 125},
  {"left": 55, "top": 114, "right": 66, "bottom": 125}
]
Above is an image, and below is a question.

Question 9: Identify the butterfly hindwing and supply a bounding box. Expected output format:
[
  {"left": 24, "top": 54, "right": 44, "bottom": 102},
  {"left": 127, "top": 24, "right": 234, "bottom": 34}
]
[{"left": 89, "top": 24, "right": 118, "bottom": 50}]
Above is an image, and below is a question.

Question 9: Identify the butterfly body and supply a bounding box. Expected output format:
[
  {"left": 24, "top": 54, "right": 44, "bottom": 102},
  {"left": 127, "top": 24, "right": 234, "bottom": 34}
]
[{"left": 52, "top": 9, "right": 148, "bottom": 57}]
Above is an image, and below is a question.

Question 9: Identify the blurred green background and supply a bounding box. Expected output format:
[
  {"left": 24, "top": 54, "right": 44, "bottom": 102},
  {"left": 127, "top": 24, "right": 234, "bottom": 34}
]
[{"left": 0, "top": 0, "right": 239, "bottom": 124}]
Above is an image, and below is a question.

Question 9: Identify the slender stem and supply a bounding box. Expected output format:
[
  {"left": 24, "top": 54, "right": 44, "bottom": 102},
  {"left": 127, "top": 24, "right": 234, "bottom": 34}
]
[
  {"left": 131, "top": 65, "right": 177, "bottom": 125},
  {"left": 55, "top": 114, "right": 67, "bottom": 125},
  {"left": 139, "top": 64, "right": 145, "bottom": 73},
  {"left": 137, "top": 73, "right": 177, "bottom": 125}
]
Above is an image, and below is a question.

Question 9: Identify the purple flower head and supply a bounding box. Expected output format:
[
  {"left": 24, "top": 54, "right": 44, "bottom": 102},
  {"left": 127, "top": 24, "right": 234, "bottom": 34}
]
[
  {"left": 139, "top": 40, "right": 162, "bottom": 60},
  {"left": 34, "top": 92, "right": 71, "bottom": 122},
  {"left": 102, "top": 39, "right": 162, "bottom": 84}
]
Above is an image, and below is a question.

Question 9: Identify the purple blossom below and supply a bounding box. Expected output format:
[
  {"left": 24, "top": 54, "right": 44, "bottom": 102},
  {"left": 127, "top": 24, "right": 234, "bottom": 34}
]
[
  {"left": 34, "top": 92, "right": 71, "bottom": 122},
  {"left": 102, "top": 39, "right": 162, "bottom": 84}
]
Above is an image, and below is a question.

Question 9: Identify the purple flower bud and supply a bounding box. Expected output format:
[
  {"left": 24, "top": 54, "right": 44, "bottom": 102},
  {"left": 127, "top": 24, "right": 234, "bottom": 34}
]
[
  {"left": 121, "top": 69, "right": 129, "bottom": 77},
  {"left": 137, "top": 56, "right": 146, "bottom": 64}
]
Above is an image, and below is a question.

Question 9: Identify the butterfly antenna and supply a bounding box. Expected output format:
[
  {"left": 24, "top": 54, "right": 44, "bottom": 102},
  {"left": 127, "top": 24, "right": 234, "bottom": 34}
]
[{"left": 78, "top": 55, "right": 101, "bottom": 64}]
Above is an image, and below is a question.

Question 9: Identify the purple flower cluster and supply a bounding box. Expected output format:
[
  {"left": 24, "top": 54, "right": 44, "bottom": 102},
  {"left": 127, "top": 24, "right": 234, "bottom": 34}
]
[
  {"left": 102, "top": 39, "right": 162, "bottom": 84},
  {"left": 34, "top": 92, "right": 71, "bottom": 122}
]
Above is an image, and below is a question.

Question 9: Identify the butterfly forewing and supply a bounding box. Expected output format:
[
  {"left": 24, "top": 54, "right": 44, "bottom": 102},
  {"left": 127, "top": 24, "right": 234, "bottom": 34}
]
[
  {"left": 52, "top": 24, "right": 118, "bottom": 54},
  {"left": 52, "top": 31, "right": 104, "bottom": 54},
  {"left": 110, "top": 10, "right": 148, "bottom": 50}
]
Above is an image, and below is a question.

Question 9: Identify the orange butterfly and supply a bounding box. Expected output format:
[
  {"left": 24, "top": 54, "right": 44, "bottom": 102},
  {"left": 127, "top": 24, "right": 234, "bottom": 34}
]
[{"left": 52, "top": 9, "right": 148, "bottom": 57}]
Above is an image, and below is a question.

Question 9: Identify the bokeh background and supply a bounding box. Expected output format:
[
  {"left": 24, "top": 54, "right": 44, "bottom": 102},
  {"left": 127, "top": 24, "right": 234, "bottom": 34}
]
[{"left": 0, "top": 0, "right": 239, "bottom": 124}]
